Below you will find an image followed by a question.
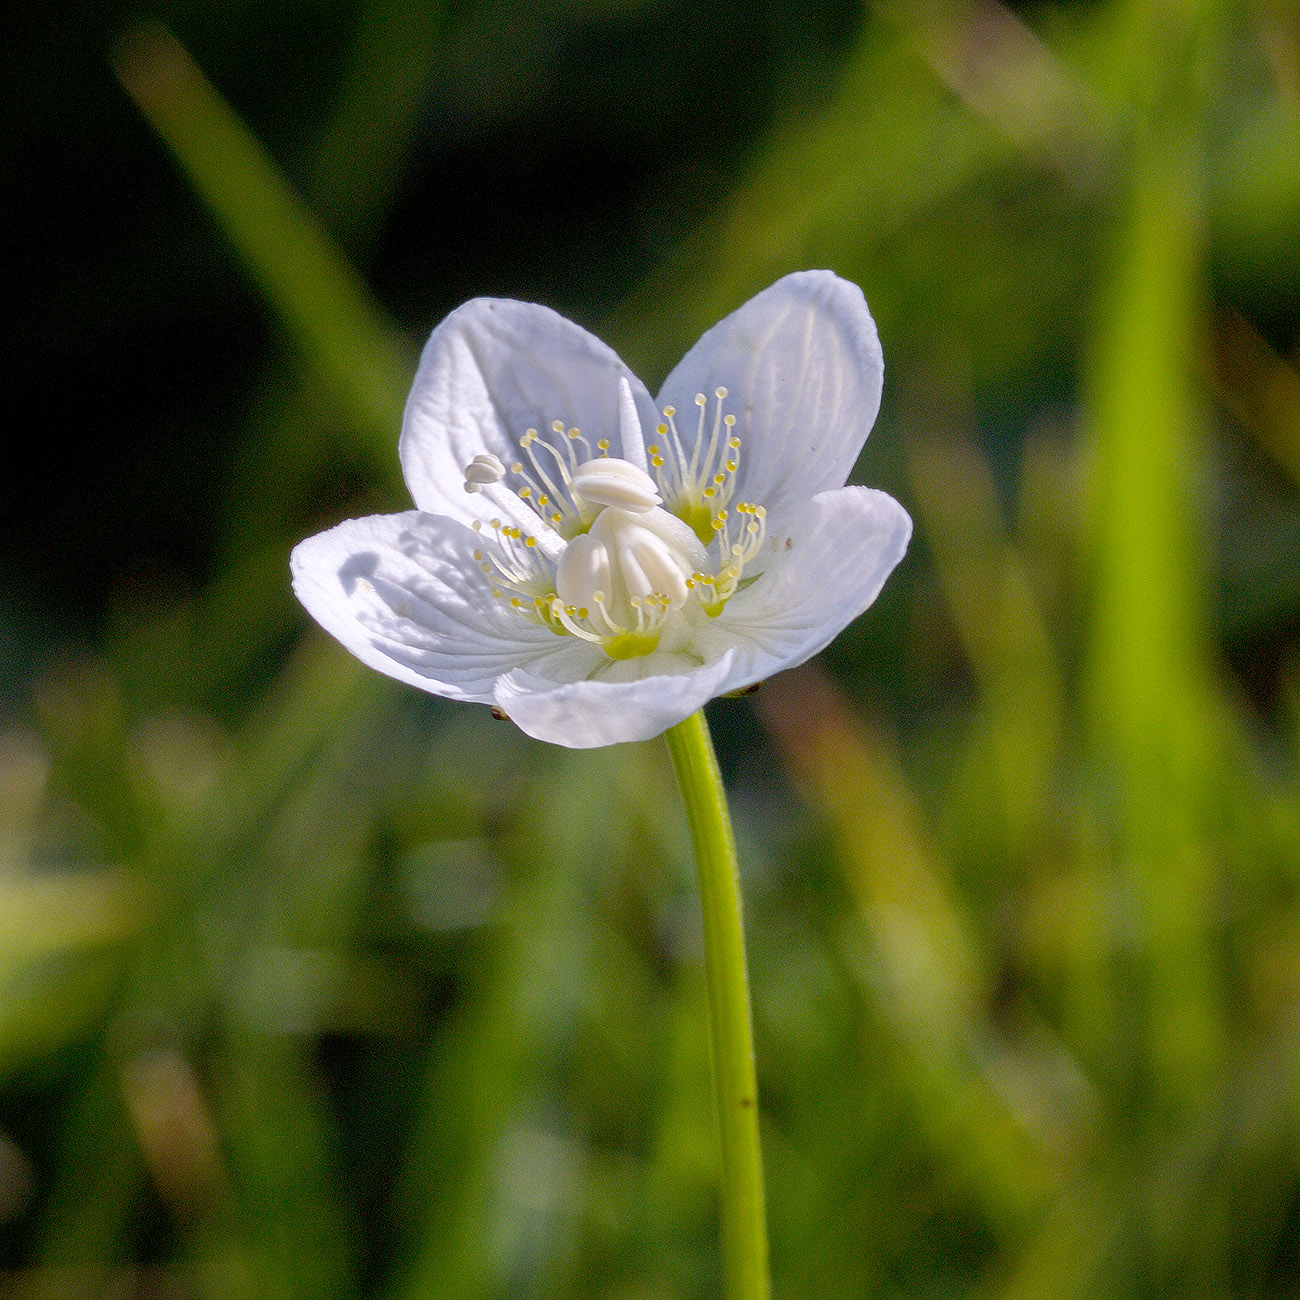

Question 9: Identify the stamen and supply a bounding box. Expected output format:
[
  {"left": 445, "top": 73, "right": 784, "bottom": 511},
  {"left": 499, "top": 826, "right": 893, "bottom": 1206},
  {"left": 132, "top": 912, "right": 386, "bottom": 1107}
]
[
  {"left": 463, "top": 453, "right": 506, "bottom": 492},
  {"left": 660, "top": 407, "right": 692, "bottom": 493},
  {"left": 652, "top": 388, "right": 748, "bottom": 546},
  {"left": 518, "top": 428, "right": 570, "bottom": 515},
  {"left": 691, "top": 501, "right": 766, "bottom": 616},
  {"left": 688, "top": 393, "right": 709, "bottom": 485}
]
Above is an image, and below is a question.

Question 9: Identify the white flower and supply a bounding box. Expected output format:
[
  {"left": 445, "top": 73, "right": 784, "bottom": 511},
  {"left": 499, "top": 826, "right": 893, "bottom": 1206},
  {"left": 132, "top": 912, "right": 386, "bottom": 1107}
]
[{"left": 291, "top": 271, "right": 911, "bottom": 748}]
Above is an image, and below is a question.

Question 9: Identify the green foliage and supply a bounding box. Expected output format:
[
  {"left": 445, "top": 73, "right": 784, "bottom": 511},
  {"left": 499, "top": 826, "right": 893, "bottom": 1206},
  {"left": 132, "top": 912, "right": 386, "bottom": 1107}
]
[{"left": 5, "top": 1, "right": 1300, "bottom": 1296}]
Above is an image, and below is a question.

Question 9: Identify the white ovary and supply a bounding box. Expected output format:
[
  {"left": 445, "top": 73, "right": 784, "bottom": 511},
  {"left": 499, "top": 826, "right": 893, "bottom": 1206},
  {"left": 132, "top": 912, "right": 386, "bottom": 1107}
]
[{"left": 555, "top": 500, "right": 707, "bottom": 621}]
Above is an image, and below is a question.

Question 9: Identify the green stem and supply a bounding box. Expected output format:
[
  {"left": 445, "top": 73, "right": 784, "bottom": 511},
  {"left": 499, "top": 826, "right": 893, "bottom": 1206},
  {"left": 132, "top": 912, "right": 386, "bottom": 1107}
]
[{"left": 664, "top": 710, "right": 770, "bottom": 1300}]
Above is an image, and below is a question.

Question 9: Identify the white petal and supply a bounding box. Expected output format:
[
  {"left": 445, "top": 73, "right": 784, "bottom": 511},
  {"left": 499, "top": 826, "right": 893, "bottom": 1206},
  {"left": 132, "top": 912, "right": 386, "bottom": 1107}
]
[
  {"left": 700, "top": 486, "right": 911, "bottom": 689},
  {"left": 400, "top": 298, "right": 660, "bottom": 527},
  {"left": 494, "top": 651, "right": 740, "bottom": 748},
  {"left": 290, "top": 511, "right": 599, "bottom": 701},
  {"left": 656, "top": 271, "right": 884, "bottom": 518}
]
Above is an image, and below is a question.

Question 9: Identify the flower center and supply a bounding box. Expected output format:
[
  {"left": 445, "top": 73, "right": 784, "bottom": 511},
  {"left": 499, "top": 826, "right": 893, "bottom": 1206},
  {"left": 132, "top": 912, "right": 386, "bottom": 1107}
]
[{"left": 463, "top": 382, "right": 768, "bottom": 660}]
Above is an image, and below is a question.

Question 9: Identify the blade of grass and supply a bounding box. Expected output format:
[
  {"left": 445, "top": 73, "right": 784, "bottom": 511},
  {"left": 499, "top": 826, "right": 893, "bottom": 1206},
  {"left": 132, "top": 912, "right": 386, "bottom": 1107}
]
[
  {"left": 306, "top": 0, "right": 445, "bottom": 252},
  {"left": 1084, "top": 113, "right": 1222, "bottom": 1115},
  {"left": 387, "top": 743, "right": 599, "bottom": 1300},
  {"left": 907, "top": 419, "right": 1066, "bottom": 863},
  {"left": 754, "top": 666, "right": 1058, "bottom": 1232},
  {"left": 606, "top": 19, "right": 1016, "bottom": 383},
  {"left": 217, "top": 0, "right": 445, "bottom": 562},
  {"left": 113, "top": 21, "right": 412, "bottom": 469}
]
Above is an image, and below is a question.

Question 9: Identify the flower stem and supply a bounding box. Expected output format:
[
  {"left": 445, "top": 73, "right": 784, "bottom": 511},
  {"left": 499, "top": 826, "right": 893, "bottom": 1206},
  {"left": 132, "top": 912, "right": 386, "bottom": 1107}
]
[{"left": 664, "top": 710, "right": 770, "bottom": 1300}]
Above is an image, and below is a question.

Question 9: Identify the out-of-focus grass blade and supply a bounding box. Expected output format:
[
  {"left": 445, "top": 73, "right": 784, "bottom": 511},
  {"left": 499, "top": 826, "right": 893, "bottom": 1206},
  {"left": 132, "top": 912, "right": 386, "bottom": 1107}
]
[
  {"left": 215, "top": 1038, "right": 357, "bottom": 1300},
  {"left": 876, "top": 0, "right": 1113, "bottom": 194},
  {"left": 118, "top": 1049, "right": 270, "bottom": 1300},
  {"left": 754, "top": 667, "right": 1057, "bottom": 1230},
  {"left": 308, "top": 0, "right": 445, "bottom": 252},
  {"left": 0, "top": 866, "right": 145, "bottom": 1078},
  {"left": 0, "top": 868, "right": 143, "bottom": 959},
  {"left": 607, "top": 20, "right": 1014, "bottom": 382},
  {"left": 217, "top": 0, "right": 445, "bottom": 565},
  {"left": 388, "top": 742, "right": 596, "bottom": 1300},
  {"left": 908, "top": 417, "right": 1113, "bottom": 1145},
  {"left": 19, "top": 1058, "right": 143, "bottom": 1300},
  {"left": 113, "top": 21, "right": 412, "bottom": 474},
  {"left": 1213, "top": 308, "right": 1300, "bottom": 487},
  {"left": 758, "top": 668, "right": 986, "bottom": 1039},
  {"left": 1084, "top": 117, "right": 1223, "bottom": 1109},
  {"left": 24, "top": 643, "right": 388, "bottom": 1296},
  {"left": 111, "top": 8, "right": 441, "bottom": 707},
  {"left": 908, "top": 423, "right": 1066, "bottom": 860}
]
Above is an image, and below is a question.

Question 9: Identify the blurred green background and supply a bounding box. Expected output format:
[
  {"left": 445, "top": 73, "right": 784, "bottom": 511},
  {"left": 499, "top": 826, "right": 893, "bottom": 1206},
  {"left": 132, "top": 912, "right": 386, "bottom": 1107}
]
[{"left": 4, "top": 0, "right": 1300, "bottom": 1295}]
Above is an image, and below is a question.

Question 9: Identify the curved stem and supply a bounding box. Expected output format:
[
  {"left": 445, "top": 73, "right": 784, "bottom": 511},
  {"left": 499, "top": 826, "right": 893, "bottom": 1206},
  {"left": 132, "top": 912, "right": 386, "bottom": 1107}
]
[{"left": 664, "top": 710, "right": 770, "bottom": 1300}]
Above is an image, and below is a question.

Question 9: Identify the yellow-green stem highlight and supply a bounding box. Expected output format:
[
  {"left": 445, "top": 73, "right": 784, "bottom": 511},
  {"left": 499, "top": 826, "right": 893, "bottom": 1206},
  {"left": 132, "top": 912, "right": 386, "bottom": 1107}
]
[{"left": 664, "top": 710, "right": 770, "bottom": 1300}]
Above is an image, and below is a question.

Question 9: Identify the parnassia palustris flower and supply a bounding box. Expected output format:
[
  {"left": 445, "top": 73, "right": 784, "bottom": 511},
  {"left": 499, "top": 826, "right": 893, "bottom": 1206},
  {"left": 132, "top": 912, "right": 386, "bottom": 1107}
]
[{"left": 291, "top": 271, "right": 911, "bottom": 747}]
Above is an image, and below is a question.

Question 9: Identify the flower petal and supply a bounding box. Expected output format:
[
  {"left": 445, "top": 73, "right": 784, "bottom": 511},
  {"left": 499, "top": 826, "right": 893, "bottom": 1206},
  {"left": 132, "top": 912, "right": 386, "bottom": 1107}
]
[
  {"left": 656, "top": 271, "right": 884, "bottom": 519},
  {"left": 494, "top": 650, "right": 740, "bottom": 748},
  {"left": 290, "top": 511, "right": 599, "bottom": 700},
  {"left": 698, "top": 486, "right": 911, "bottom": 689},
  {"left": 400, "top": 298, "right": 660, "bottom": 527}
]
